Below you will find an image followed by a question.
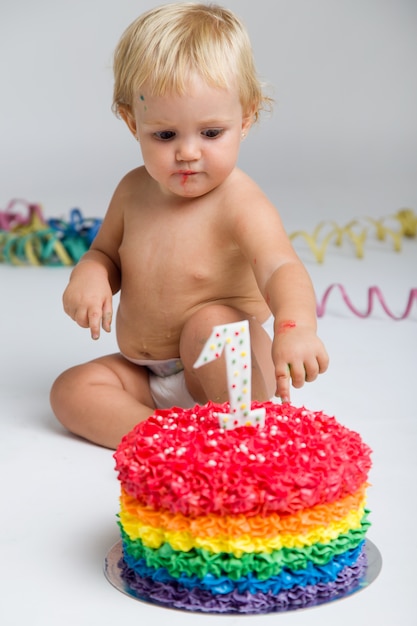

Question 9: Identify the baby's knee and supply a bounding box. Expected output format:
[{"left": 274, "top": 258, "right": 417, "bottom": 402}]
[
  {"left": 50, "top": 369, "right": 71, "bottom": 411},
  {"left": 50, "top": 365, "right": 89, "bottom": 432},
  {"left": 180, "top": 305, "right": 246, "bottom": 367}
]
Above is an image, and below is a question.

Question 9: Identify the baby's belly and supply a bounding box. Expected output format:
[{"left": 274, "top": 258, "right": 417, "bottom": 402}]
[
  {"left": 115, "top": 295, "right": 269, "bottom": 361},
  {"left": 116, "top": 306, "right": 183, "bottom": 360}
]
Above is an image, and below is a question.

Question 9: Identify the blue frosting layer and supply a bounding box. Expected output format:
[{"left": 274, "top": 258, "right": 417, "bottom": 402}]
[
  {"left": 118, "top": 547, "right": 368, "bottom": 613},
  {"left": 122, "top": 542, "right": 364, "bottom": 595}
]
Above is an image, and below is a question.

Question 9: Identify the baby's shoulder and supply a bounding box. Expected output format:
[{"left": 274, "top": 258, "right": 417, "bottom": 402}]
[
  {"left": 108, "top": 167, "right": 152, "bottom": 214},
  {"left": 220, "top": 168, "right": 275, "bottom": 216},
  {"left": 116, "top": 166, "right": 149, "bottom": 192}
]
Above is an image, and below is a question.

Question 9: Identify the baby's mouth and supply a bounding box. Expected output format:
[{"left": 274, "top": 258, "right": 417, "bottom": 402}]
[{"left": 177, "top": 170, "right": 198, "bottom": 185}]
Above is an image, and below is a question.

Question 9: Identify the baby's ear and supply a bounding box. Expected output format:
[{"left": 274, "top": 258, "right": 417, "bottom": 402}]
[
  {"left": 118, "top": 105, "right": 138, "bottom": 138},
  {"left": 241, "top": 106, "right": 256, "bottom": 136}
]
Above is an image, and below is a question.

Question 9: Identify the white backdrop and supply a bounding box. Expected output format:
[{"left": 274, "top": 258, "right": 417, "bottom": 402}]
[
  {"left": 1, "top": 3, "right": 417, "bottom": 625},
  {"left": 1, "top": 0, "right": 416, "bottom": 227}
]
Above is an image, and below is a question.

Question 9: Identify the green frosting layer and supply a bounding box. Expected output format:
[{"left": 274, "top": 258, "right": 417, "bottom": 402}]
[{"left": 121, "top": 512, "right": 370, "bottom": 581}]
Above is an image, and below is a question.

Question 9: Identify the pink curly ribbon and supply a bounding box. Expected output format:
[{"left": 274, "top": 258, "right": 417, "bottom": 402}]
[{"left": 316, "top": 284, "right": 417, "bottom": 320}]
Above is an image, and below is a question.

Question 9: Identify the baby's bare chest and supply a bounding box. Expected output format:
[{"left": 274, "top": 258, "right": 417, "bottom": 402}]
[
  {"left": 114, "top": 201, "right": 265, "bottom": 357},
  {"left": 119, "top": 208, "right": 246, "bottom": 299}
]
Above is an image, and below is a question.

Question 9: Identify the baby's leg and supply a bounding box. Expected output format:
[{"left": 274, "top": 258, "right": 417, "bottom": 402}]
[
  {"left": 50, "top": 354, "right": 155, "bottom": 449},
  {"left": 180, "top": 305, "right": 275, "bottom": 405}
]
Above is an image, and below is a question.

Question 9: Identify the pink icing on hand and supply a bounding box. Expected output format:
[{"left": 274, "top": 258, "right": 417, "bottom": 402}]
[{"left": 276, "top": 320, "right": 297, "bottom": 334}]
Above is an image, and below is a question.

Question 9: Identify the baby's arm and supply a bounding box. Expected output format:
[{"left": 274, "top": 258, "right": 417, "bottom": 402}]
[
  {"left": 226, "top": 175, "right": 328, "bottom": 400},
  {"left": 63, "top": 249, "right": 120, "bottom": 339},
  {"left": 62, "top": 186, "right": 124, "bottom": 339},
  {"left": 264, "top": 262, "right": 328, "bottom": 401}
]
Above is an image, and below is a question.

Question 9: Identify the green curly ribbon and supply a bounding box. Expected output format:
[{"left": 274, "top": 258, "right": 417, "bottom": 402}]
[{"left": 0, "top": 200, "right": 98, "bottom": 266}]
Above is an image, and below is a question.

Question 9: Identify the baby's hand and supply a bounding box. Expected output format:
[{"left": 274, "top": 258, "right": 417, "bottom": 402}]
[
  {"left": 62, "top": 272, "right": 113, "bottom": 340},
  {"left": 272, "top": 324, "right": 329, "bottom": 402}
]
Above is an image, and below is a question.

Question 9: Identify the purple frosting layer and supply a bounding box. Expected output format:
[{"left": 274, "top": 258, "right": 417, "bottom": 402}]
[{"left": 118, "top": 548, "right": 368, "bottom": 614}]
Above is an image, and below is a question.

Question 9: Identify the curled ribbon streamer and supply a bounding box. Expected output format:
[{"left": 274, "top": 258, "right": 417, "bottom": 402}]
[
  {"left": 290, "top": 224, "right": 338, "bottom": 263},
  {"left": 1, "top": 200, "right": 416, "bottom": 267},
  {"left": 290, "top": 209, "right": 416, "bottom": 263},
  {"left": 316, "top": 284, "right": 417, "bottom": 320},
  {"left": 0, "top": 199, "right": 100, "bottom": 266}
]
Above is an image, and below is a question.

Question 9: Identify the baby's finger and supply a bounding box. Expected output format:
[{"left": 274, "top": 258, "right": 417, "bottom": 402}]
[
  {"left": 71, "top": 307, "right": 90, "bottom": 329},
  {"left": 317, "top": 349, "right": 330, "bottom": 374},
  {"left": 88, "top": 310, "right": 103, "bottom": 340},
  {"left": 303, "top": 359, "right": 320, "bottom": 383},
  {"left": 275, "top": 364, "right": 291, "bottom": 403},
  {"left": 288, "top": 361, "right": 306, "bottom": 388},
  {"left": 102, "top": 310, "right": 113, "bottom": 333}
]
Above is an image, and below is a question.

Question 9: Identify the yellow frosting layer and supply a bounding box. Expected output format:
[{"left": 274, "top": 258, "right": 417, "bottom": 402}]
[
  {"left": 120, "top": 484, "right": 367, "bottom": 538},
  {"left": 120, "top": 507, "right": 365, "bottom": 555},
  {"left": 119, "top": 486, "right": 368, "bottom": 557}
]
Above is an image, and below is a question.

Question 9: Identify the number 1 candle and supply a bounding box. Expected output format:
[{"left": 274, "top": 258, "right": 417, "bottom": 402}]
[{"left": 193, "top": 320, "right": 266, "bottom": 429}]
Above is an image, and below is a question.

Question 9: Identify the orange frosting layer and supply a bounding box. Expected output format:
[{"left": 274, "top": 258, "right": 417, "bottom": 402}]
[{"left": 120, "top": 483, "right": 367, "bottom": 539}]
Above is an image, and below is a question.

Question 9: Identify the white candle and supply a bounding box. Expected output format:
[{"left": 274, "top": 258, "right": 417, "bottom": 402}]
[{"left": 193, "top": 320, "right": 266, "bottom": 429}]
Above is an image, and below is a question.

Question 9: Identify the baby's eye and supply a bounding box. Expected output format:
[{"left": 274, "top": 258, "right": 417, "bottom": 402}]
[
  {"left": 154, "top": 130, "right": 176, "bottom": 141},
  {"left": 202, "top": 128, "right": 223, "bottom": 139}
]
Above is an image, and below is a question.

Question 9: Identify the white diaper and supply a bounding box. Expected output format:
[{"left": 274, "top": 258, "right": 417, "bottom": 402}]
[{"left": 122, "top": 315, "right": 274, "bottom": 409}]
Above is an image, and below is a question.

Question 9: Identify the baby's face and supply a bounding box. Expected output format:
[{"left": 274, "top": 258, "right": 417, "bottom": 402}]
[{"left": 126, "top": 74, "right": 252, "bottom": 198}]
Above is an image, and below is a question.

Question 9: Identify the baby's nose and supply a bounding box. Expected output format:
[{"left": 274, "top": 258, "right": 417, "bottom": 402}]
[{"left": 176, "top": 138, "right": 201, "bottom": 161}]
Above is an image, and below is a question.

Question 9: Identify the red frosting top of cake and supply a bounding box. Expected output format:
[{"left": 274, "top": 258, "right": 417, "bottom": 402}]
[{"left": 114, "top": 402, "right": 372, "bottom": 517}]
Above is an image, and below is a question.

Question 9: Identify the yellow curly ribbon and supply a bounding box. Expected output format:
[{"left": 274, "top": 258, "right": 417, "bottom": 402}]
[
  {"left": 289, "top": 208, "right": 416, "bottom": 263},
  {"left": 0, "top": 200, "right": 94, "bottom": 266},
  {"left": 3, "top": 230, "right": 73, "bottom": 266},
  {"left": 396, "top": 208, "right": 417, "bottom": 237}
]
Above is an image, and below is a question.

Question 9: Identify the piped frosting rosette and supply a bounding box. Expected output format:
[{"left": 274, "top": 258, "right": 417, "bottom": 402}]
[{"left": 114, "top": 402, "right": 372, "bottom": 613}]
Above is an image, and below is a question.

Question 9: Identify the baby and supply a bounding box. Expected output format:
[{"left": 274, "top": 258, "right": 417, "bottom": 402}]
[{"left": 50, "top": 3, "right": 328, "bottom": 449}]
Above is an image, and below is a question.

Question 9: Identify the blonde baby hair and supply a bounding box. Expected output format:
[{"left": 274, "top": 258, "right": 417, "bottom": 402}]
[{"left": 112, "top": 2, "right": 272, "bottom": 121}]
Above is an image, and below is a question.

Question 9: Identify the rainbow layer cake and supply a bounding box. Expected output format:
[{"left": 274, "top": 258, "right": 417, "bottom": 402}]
[{"left": 113, "top": 401, "right": 372, "bottom": 613}]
